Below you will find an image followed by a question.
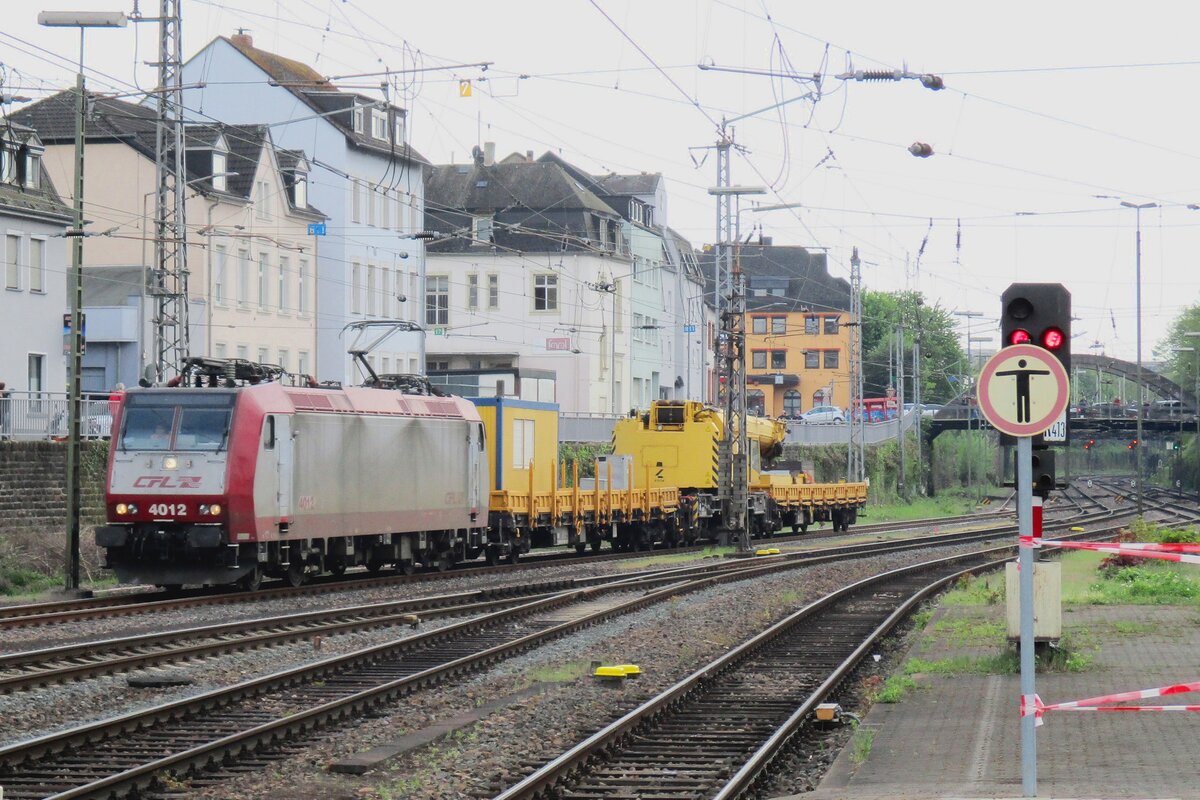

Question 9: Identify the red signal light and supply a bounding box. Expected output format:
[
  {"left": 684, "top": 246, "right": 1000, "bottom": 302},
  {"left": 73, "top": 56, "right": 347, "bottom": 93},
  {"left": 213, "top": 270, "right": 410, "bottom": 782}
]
[
  {"left": 1041, "top": 327, "right": 1065, "bottom": 350},
  {"left": 1009, "top": 329, "right": 1031, "bottom": 345}
]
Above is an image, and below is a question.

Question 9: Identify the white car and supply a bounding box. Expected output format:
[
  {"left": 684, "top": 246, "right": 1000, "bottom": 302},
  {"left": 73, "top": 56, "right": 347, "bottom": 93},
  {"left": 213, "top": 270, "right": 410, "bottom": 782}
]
[{"left": 800, "top": 405, "right": 846, "bottom": 423}]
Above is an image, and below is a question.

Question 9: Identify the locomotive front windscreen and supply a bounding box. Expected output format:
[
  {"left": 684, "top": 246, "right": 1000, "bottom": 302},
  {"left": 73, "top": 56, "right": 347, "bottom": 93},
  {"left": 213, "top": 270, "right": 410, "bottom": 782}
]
[{"left": 120, "top": 391, "right": 236, "bottom": 451}]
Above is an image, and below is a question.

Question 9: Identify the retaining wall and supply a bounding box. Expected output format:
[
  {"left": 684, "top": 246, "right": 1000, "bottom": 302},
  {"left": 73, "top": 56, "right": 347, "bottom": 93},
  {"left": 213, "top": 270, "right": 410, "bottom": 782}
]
[{"left": 0, "top": 441, "right": 109, "bottom": 538}]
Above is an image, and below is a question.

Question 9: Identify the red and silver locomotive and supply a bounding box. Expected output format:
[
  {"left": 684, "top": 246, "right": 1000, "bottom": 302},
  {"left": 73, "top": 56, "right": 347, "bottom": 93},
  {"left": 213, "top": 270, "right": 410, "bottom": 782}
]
[{"left": 96, "top": 359, "right": 489, "bottom": 590}]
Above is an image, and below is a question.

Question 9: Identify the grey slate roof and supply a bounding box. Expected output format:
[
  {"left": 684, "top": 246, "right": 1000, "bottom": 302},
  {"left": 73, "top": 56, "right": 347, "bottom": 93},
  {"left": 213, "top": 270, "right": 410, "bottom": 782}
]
[
  {"left": 218, "top": 35, "right": 430, "bottom": 167},
  {"left": 699, "top": 244, "right": 851, "bottom": 313},
  {"left": 591, "top": 172, "right": 662, "bottom": 196},
  {"left": 12, "top": 93, "right": 324, "bottom": 217},
  {"left": 0, "top": 121, "right": 71, "bottom": 223},
  {"left": 83, "top": 266, "right": 148, "bottom": 305}
]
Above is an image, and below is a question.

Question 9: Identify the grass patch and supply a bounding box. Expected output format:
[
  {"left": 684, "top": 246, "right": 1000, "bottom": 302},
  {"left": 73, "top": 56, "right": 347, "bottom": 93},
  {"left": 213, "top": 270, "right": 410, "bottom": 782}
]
[
  {"left": 860, "top": 490, "right": 999, "bottom": 524},
  {"left": 905, "top": 653, "right": 1018, "bottom": 676},
  {"left": 0, "top": 558, "right": 59, "bottom": 597},
  {"left": 941, "top": 572, "right": 1005, "bottom": 606},
  {"left": 909, "top": 609, "right": 933, "bottom": 630},
  {"left": 931, "top": 616, "right": 1006, "bottom": 647},
  {"left": 872, "top": 675, "right": 917, "bottom": 703},
  {"left": 1088, "top": 565, "right": 1200, "bottom": 605},
  {"left": 525, "top": 660, "right": 593, "bottom": 684},
  {"left": 849, "top": 725, "right": 876, "bottom": 764},
  {"left": 617, "top": 546, "right": 732, "bottom": 570}
]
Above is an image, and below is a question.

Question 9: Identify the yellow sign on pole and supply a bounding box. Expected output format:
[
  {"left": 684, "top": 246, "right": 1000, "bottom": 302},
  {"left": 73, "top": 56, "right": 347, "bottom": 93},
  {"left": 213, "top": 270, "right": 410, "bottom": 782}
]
[{"left": 458, "top": 80, "right": 472, "bottom": 97}]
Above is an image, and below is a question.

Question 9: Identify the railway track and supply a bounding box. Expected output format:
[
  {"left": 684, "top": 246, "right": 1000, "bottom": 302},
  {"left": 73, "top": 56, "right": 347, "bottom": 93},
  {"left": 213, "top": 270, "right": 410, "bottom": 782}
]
[
  {"left": 0, "top": 502, "right": 1130, "bottom": 799},
  {"left": 0, "top": 506, "right": 1025, "bottom": 631},
  {"left": 0, "top": 504, "right": 1099, "bottom": 694},
  {"left": 493, "top": 507, "right": 1197, "bottom": 800}
]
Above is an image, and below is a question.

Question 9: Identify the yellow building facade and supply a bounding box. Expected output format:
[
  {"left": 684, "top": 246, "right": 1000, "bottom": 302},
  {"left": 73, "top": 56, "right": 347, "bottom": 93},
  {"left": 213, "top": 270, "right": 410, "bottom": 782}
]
[{"left": 745, "top": 308, "right": 850, "bottom": 418}]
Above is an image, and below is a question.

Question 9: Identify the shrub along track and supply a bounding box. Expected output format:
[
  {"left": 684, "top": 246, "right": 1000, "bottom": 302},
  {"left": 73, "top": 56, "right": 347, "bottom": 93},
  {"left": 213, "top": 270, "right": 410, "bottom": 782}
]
[{"left": 0, "top": 499, "right": 1127, "bottom": 800}]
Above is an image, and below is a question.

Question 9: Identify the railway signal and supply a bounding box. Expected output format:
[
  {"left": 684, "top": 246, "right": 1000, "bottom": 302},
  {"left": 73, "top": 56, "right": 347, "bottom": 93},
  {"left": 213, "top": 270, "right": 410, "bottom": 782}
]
[
  {"left": 1001, "top": 283, "right": 1072, "bottom": 375},
  {"left": 1128, "top": 439, "right": 1139, "bottom": 449}
]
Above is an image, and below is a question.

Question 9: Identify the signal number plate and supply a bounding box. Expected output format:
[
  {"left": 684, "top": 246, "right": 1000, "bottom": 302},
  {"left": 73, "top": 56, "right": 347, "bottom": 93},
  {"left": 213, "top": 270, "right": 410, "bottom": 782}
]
[
  {"left": 149, "top": 503, "right": 188, "bottom": 517},
  {"left": 1043, "top": 411, "right": 1067, "bottom": 443}
]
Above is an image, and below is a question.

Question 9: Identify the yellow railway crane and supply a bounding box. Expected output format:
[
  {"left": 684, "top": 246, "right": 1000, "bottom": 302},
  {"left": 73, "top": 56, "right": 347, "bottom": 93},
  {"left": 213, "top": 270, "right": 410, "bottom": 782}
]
[{"left": 612, "top": 400, "right": 868, "bottom": 540}]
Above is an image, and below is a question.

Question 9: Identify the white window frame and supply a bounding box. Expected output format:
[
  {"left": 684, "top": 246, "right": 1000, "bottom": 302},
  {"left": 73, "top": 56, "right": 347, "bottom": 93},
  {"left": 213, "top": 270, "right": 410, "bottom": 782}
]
[
  {"left": 293, "top": 173, "right": 307, "bottom": 208},
  {"left": 351, "top": 180, "right": 362, "bottom": 224},
  {"left": 367, "top": 264, "right": 377, "bottom": 316},
  {"left": 212, "top": 149, "right": 228, "bottom": 192},
  {"left": 426, "top": 274, "right": 449, "bottom": 326},
  {"left": 512, "top": 418, "right": 535, "bottom": 469},
  {"left": 467, "top": 273, "right": 479, "bottom": 309},
  {"left": 213, "top": 244, "right": 228, "bottom": 305},
  {"left": 28, "top": 236, "right": 44, "bottom": 294},
  {"left": 371, "top": 109, "right": 388, "bottom": 141},
  {"left": 297, "top": 258, "right": 308, "bottom": 314},
  {"left": 487, "top": 273, "right": 499, "bottom": 309},
  {"left": 256, "top": 180, "right": 271, "bottom": 220},
  {"left": 278, "top": 255, "right": 290, "bottom": 312},
  {"left": 258, "top": 252, "right": 270, "bottom": 310},
  {"left": 533, "top": 273, "right": 558, "bottom": 312},
  {"left": 237, "top": 248, "right": 250, "bottom": 307},
  {"left": 351, "top": 261, "right": 362, "bottom": 314},
  {"left": 5, "top": 233, "right": 21, "bottom": 290}
]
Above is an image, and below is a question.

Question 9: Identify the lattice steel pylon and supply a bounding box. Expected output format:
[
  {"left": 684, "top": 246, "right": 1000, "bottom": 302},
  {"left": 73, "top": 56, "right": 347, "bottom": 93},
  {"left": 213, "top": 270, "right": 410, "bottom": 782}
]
[
  {"left": 848, "top": 246, "right": 865, "bottom": 481},
  {"left": 150, "top": 0, "right": 189, "bottom": 380}
]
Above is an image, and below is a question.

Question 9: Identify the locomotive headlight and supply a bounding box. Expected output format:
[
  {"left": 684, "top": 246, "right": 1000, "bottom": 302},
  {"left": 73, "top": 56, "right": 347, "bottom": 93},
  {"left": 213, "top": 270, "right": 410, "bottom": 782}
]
[
  {"left": 162, "top": 456, "right": 178, "bottom": 470},
  {"left": 199, "top": 504, "right": 209, "bottom": 515},
  {"left": 128, "top": 503, "right": 138, "bottom": 514},
  {"left": 116, "top": 503, "right": 129, "bottom": 515},
  {"left": 208, "top": 503, "right": 222, "bottom": 516}
]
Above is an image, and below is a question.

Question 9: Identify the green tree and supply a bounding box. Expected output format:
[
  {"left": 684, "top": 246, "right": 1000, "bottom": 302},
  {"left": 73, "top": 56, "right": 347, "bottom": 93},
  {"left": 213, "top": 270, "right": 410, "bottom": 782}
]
[{"left": 861, "top": 290, "right": 967, "bottom": 404}]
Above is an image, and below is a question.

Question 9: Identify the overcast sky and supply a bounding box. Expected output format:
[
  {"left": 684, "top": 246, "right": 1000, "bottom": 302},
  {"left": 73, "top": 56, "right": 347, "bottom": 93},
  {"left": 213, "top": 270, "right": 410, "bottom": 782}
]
[{"left": 7, "top": 1, "right": 1198, "bottom": 364}]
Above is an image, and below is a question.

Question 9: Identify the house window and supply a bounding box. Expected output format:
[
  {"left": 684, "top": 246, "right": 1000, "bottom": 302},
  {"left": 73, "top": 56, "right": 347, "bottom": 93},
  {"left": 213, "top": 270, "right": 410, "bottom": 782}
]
[
  {"left": 771, "top": 351, "right": 786, "bottom": 369},
  {"left": 256, "top": 180, "right": 270, "bottom": 219},
  {"left": 633, "top": 313, "right": 644, "bottom": 343},
  {"left": 824, "top": 350, "right": 840, "bottom": 369},
  {"left": 367, "top": 185, "right": 377, "bottom": 227},
  {"left": 258, "top": 253, "right": 269, "bottom": 309},
  {"left": 752, "top": 351, "right": 767, "bottom": 369},
  {"left": 371, "top": 109, "right": 388, "bottom": 140},
  {"left": 277, "top": 349, "right": 289, "bottom": 371},
  {"left": 29, "top": 238, "right": 44, "bottom": 293},
  {"left": 394, "top": 116, "right": 405, "bottom": 144},
  {"left": 278, "top": 255, "right": 289, "bottom": 311},
  {"left": 805, "top": 316, "right": 819, "bottom": 335},
  {"left": 783, "top": 390, "right": 801, "bottom": 417},
  {"left": 752, "top": 316, "right": 767, "bottom": 334},
  {"left": 475, "top": 215, "right": 494, "bottom": 242},
  {"left": 351, "top": 261, "right": 362, "bottom": 314},
  {"left": 426, "top": 275, "right": 449, "bottom": 325},
  {"left": 805, "top": 351, "right": 819, "bottom": 369},
  {"left": 487, "top": 274, "right": 499, "bottom": 308},
  {"left": 511, "top": 418, "right": 535, "bottom": 469},
  {"left": 212, "top": 149, "right": 227, "bottom": 192},
  {"left": 772, "top": 316, "right": 786, "bottom": 334},
  {"left": 27, "top": 353, "right": 43, "bottom": 395},
  {"left": 23, "top": 152, "right": 40, "bottom": 189},
  {"left": 237, "top": 248, "right": 250, "bottom": 306},
  {"left": 298, "top": 351, "right": 309, "bottom": 377},
  {"left": 5, "top": 234, "right": 19, "bottom": 289},
  {"left": 213, "top": 245, "right": 227, "bottom": 305},
  {"left": 534, "top": 274, "right": 558, "bottom": 311},
  {"left": 214, "top": 343, "right": 226, "bottom": 359},
  {"left": 824, "top": 315, "right": 839, "bottom": 335},
  {"left": 353, "top": 105, "right": 365, "bottom": 134},
  {"left": 258, "top": 347, "right": 269, "bottom": 364},
  {"left": 237, "top": 345, "right": 249, "bottom": 361},
  {"left": 367, "top": 265, "right": 377, "bottom": 316},
  {"left": 352, "top": 180, "right": 362, "bottom": 224},
  {"left": 379, "top": 190, "right": 390, "bottom": 229},
  {"left": 293, "top": 172, "right": 307, "bottom": 208},
  {"left": 747, "top": 390, "right": 766, "bottom": 416},
  {"left": 467, "top": 273, "right": 479, "bottom": 309},
  {"left": 0, "top": 146, "right": 15, "bottom": 183},
  {"left": 298, "top": 258, "right": 308, "bottom": 313}
]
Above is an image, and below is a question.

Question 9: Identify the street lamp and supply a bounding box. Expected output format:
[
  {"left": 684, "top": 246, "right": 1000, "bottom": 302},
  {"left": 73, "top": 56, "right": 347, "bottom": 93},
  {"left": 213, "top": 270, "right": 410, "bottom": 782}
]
[
  {"left": 1097, "top": 196, "right": 1157, "bottom": 515},
  {"left": 38, "top": 8, "right": 128, "bottom": 594}
]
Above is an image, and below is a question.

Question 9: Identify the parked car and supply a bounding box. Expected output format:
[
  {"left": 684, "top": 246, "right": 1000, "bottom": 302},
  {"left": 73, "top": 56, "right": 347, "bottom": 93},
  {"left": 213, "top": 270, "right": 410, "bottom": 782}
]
[
  {"left": 800, "top": 405, "right": 846, "bottom": 423},
  {"left": 1149, "top": 399, "right": 1196, "bottom": 419},
  {"left": 1085, "top": 402, "right": 1135, "bottom": 419}
]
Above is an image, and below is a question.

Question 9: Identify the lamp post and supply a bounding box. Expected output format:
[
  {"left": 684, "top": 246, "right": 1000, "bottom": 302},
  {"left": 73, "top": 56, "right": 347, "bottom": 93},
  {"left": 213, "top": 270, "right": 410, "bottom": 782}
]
[
  {"left": 1098, "top": 196, "right": 1157, "bottom": 515},
  {"left": 38, "top": 8, "right": 128, "bottom": 593},
  {"left": 1171, "top": 345, "right": 1195, "bottom": 497},
  {"left": 1184, "top": 331, "right": 1200, "bottom": 500}
]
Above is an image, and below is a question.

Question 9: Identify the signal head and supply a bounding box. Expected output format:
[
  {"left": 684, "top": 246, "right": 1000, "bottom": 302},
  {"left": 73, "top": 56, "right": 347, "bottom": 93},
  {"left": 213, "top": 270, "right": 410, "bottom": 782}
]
[
  {"left": 1041, "top": 327, "right": 1065, "bottom": 350},
  {"left": 1009, "top": 329, "right": 1032, "bottom": 346}
]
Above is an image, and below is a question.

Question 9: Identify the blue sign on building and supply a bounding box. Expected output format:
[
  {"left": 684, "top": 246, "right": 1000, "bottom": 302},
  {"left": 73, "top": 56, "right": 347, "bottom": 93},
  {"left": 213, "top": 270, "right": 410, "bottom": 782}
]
[
  {"left": 683, "top": 324, "right": 697, "bottom": 333},
  {"left": 307, "top": 222, "right": 326, "bottom": 236}
]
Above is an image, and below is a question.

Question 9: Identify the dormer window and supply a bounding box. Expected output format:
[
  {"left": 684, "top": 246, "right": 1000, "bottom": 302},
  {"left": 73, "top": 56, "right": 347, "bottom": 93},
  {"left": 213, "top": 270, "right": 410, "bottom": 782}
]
[
  {"left": 282, "top": 153, "right": 311, "bottom": 209},
  {"left": 293, "top": 170, "right": 308, "bottom": 208},
  {"left": 0, "top": 141, "right": 15, "bottom": 184},
  {"left": 353, "top": 103, "right": 365, "bottom": 134},
  {"left": 371, "top": 109, "right": 388, "bottom": 141},
  {"left": 211, "top": 137, "right": 228, "bottom": 192},
  {"left": 22, "top": 149, "right": 40, "bottom": 189}
]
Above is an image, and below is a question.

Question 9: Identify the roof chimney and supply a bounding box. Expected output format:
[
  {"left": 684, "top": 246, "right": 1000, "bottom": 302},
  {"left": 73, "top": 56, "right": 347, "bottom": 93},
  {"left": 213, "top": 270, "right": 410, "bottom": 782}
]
[
  {"left": 483, "top": 141, "right": 495, "bottom": 167},
  {"left": 471, "top": 145, "right": 484, "bottom": 167},
  {"left": 231, "top": 28, "right": 253, "bottom": 49},
  {"left": 526, "top": 150, "right": 534, "bottom": 161}
]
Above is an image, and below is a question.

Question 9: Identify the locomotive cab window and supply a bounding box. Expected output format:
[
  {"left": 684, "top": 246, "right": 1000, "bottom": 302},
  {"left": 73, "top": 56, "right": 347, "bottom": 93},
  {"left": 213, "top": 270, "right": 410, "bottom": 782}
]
[
  {"left": 263, "top": 416, "right": 276, "bottom": 450},
  {"left": 121, "top": 391, "right": 235, "bottom": 452}
]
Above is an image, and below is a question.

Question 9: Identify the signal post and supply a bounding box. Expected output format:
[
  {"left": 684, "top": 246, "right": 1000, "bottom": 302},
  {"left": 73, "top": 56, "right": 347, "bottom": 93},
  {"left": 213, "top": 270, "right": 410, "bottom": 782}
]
[{"left": 979, "top": 283, "right": 1072, "bottom": 798}]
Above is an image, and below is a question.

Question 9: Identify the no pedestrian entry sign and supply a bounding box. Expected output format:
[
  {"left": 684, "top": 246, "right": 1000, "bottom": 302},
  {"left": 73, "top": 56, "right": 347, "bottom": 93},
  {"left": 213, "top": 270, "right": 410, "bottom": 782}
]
[{"left": 977, "top": 344, "right": 1070, "bottom": 437}]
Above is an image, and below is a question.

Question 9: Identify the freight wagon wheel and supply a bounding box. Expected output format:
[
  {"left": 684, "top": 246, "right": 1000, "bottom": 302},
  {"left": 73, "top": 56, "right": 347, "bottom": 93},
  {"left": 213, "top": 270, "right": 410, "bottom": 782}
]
[
  {"left": 328, "top": 561, "right": 346, "bottom": 577},
  {"left": 285, "top": 561, "right": 307, "bottom": 588},
  {"left": 485, "top": 546, "right": 501, "bottom": 566},
  {"left": 238, "top": 567, "right": 262, "bottom": 592},
  {"left": 436, "top": 554, "right": 452, "bottom": 572},
  {"left": 590, "top": 539, "right": 602, "bottom": 554},
  {"left": 507, "top": 549, "right": 520, "bottom": 565},
  {"left": 399, "top": 559, "right": 416, "bottom": 576},
  {"left": 575, "top": 543, "right": 587, "bottom": 555}
]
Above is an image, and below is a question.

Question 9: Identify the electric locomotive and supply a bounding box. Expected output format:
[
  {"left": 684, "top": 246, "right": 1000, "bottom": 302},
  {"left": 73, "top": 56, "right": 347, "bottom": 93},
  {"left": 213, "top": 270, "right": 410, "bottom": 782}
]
[{"left": 96, "top": 358, "right": 489, "bottom": 590}]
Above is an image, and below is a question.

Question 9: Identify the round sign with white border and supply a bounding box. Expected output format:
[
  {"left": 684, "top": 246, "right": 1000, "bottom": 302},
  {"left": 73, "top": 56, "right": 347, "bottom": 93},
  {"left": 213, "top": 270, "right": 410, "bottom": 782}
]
[{"left": 977, "top": 344, "right": 1070, "bottom": 437}]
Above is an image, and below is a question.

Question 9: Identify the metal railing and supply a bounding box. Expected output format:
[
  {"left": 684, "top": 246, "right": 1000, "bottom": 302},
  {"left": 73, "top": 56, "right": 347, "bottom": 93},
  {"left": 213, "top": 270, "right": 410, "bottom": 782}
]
[{"left": 0, "top": 391, "right": 114, "bottom": 441}]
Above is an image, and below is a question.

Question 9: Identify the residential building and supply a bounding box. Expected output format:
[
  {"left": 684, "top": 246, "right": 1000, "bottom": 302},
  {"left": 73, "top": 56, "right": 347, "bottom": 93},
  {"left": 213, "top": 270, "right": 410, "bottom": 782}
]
[
  {"left": 0, "top": 121, "right": 71, "bottom": 398},
  {"left": 702, "top": 243, "right": 852, "bottom": 418},
  {"left": 539, "top": 157, "right": 709, "bottom": 406},
  {"left": 14, "top": 94, "right": 325, "bottom": 390},
  {"left": 423, "top": 146, "right": 631, "bottom": 413},
  {"left": 179, "top": 32, "right": 429, "bottom": 384}
]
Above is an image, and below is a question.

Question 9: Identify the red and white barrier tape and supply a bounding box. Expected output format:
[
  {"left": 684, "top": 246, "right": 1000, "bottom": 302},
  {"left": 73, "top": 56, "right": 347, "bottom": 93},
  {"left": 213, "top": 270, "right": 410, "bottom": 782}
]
[
  {"left": 1022, "top": 682, "right": 1200, "bottom": 726},
  {"left": 1019, "top": 536, "right": 1200, "bottom": 566}
]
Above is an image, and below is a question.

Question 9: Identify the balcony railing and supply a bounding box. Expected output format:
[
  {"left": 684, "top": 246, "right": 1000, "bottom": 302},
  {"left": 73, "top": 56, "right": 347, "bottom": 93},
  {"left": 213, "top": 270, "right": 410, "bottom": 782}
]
[{"left": 0, "top": 391, "right": 114, "bottom": 441}]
